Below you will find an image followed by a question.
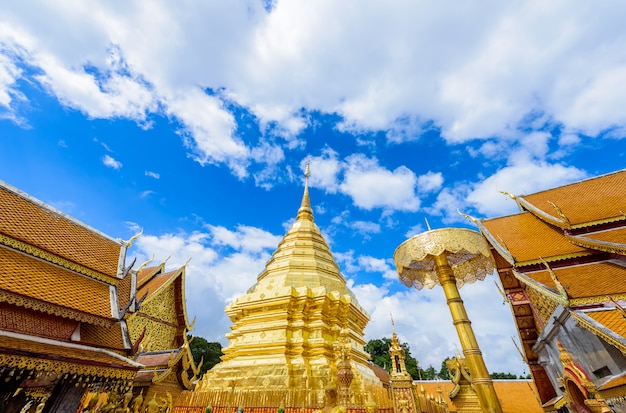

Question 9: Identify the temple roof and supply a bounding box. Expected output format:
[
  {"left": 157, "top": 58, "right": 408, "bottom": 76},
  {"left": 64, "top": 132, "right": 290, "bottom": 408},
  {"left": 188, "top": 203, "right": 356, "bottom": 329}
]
[
  {"left": 0, "top": 181, "right": 123, "bottom": 279},
  {"left": 522, "top": 262, "right": 626, "bottom": 303},
  {"left": 0, "top": 330, "right": 142, "bottom": 378},
  {"left": 515, "top": 169, "right": 626, "bottom": 229},
  {"left": 254, "top": 171, "right": 350, "bottom": 295},
  {"left": 480, "top": 212, "right": 589, "bottom": 265},
  {"left": 0, "top": 245, "right": 115, "bottom": 324}
]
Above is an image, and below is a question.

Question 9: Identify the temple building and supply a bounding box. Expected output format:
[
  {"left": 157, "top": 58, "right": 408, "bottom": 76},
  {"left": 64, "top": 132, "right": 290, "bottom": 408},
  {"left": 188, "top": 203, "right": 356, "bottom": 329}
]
[
  {"left": 127, "top": 261, "right": 200, "bottom": 401},
  {"left": 0, "top": 180, "right": 198, "bottom": 412},
  {"left": 194, "top": 168, "right": 383, "bottom": 405},
  {"left": 0, "top": 180, "right": 140, "bottom": 412},
  {"left": 472, "top": 169, "right": 626, "bottom": 412}
]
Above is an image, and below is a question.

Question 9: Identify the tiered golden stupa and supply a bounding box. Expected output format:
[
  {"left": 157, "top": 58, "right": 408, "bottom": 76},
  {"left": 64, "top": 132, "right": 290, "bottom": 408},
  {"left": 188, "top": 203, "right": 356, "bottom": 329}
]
[{"left": 194, "top": 166, "right": 382, "bottom": 403}]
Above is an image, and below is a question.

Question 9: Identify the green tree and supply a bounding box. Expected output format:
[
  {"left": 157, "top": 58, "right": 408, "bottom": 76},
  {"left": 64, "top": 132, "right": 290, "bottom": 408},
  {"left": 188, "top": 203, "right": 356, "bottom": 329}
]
[
  {"left": 420, "top": 365, "right": 437, "bottom": 380},
  {"left": 187, "top": 335, "right": 223, "bottom": 378},
  {"left": 364, "top": 338, "right": 421, "bottom": 380},
  {"left": 438, "top": 357, "right": 451, "bottom": 380},
  {"left": 489, "top": 371, "right": 518, "bottom": 380}
]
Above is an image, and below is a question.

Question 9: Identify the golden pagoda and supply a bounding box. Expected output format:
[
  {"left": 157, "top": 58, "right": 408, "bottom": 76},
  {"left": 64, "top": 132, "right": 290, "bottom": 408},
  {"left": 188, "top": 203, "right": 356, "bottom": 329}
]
[{"left": 195, "top": 166, "right": 382, "bottom": 402}]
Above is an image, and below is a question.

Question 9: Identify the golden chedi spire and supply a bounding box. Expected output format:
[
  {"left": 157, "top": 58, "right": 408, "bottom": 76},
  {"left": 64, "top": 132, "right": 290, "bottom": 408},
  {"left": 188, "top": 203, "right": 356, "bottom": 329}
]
[
  {"left": 196, "top": 165, "right": 381, "bottom": 396},
  {"left": 255, "top": 163, "right": 350, "bottom": 295}
]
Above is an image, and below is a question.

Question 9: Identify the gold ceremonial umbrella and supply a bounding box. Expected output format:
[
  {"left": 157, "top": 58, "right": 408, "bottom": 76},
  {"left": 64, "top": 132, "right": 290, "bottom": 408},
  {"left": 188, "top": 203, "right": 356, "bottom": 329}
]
[{"left": 394, "top": 228, "right": 503, "bottom": 413}]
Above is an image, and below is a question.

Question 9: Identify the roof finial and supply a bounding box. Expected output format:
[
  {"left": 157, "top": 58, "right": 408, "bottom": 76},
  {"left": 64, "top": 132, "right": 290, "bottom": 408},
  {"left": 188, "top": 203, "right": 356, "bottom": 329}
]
[
  {"left": 305, "top": 162, "right": 310, "bottom": 187},
  {"left": 296, "top": 162, "right": 313, "bottom": 221},
  {"left": 425, "top": 217, "right": 431, "bottom": 231}
]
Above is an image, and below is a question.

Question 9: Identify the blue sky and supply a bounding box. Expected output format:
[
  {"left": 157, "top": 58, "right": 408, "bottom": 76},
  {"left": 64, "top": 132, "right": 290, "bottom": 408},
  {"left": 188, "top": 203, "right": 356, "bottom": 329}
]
[{"left": 1, "top": 1, "right": 625, "bottom": 376}]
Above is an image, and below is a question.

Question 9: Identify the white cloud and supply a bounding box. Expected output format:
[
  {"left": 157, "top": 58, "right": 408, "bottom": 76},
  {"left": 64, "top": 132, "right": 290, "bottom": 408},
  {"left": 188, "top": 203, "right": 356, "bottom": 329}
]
[
  {"left": 3, "top": 1, "right": 626, "bottom": 180},
  {"left": 340, "top": 154, "right": 420, "bottom": 211},
  {"left": 207, "top": 224, "right": 282, "bottom": 254},
  {"left": 303, "top": 148, "right": 342, "bottom": 194},
  {"left": 167, "top": 89, "right": 249, "bottom": 177},
  {"left": 348, "top": 220, "right": 381, "bottom": 237},
  {"left": 145, "top": 170, "right": 160, "bottom": 179},
  {"left": 0, "top": 51, "right": 22, "bottom": 109},
  {"left": 417, "top": 171, "right": 444, "bottom": 193},
  {"left": 467, "top": 162, "right": 587, "bottom": 217},
  {"left": 102, "top": 154, "right": 122, "bottom": 170}
]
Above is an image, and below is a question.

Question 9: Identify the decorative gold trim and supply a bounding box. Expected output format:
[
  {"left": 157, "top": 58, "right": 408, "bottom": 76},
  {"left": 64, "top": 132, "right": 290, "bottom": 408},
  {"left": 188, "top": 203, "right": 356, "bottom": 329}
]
[
  {"left": 570, "top": 294, "right": 626, "bottom": 306},
  {"left": 570, "top": 311, "right": 626, "bottom": 357},
  {"left": 565, "top": 233, "right": 626, "bottom": 255},
  {"left": 0, "top": 353, "right": 137, "bottom": 380},
  {"left": 571, "top": 215, "right": 626, "bottom": 230},
  {"left": 0, "top": 234, "right": 115, "bottom": 284},
  {"left": 515, "top": 251, "right": 592, "bottom": 267},
  {"left": 0, "top": 290, "right": 113, "bottom": 327}
]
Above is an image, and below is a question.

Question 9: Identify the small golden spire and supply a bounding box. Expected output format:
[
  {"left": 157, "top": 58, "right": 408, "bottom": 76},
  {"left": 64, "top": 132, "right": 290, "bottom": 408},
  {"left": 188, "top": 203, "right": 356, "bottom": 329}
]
[{"left": 296, "top": 163, "right": 313, "bottom": 221}]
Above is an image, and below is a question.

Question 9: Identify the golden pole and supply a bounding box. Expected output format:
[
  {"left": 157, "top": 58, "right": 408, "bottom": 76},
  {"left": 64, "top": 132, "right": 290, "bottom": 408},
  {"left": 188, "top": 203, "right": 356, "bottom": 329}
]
[{"left": 434, "top": 253, "right": 502, "bottom": 413}]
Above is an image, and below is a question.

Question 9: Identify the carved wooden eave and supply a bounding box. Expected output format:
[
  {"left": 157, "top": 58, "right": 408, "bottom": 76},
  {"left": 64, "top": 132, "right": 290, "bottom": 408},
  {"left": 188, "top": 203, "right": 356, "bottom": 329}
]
[
  {"left": 510, "top": 269, "right": 567, "bottom": 308},
  {"left": 570, "top": 310, "right": 626, "bottom": 357},
  {"left": 565, "top": 233, "right": 626, "bottom": 255}
]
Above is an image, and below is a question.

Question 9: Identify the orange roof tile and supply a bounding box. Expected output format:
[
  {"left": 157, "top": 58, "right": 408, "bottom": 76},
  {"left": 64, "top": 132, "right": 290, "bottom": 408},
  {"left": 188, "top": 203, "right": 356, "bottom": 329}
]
[
  {"left": 415, "top": 380, "right": 542, "bottom": 413},
  {"left": 585, "top": 309, "right": 626, "bottom": 340},
  {"left": 0, "top": 183, "right": 122, "bottom": 278},
  {"left": 519, "top": 170, "right": 626, "bottom": 227},
  {"left": 481, "top": 213, "right": 587, "bottom": 264},
  {"left": 138, "top": 270, "right": 178, "bottom": 300},
  {"left": 117, "top": 272, "right": 133, "bottom": 311},
  {"left": 80, "top": 322, "right": 128, "bottom": 352},
  {"left": 525, "top": 262, "right": 626, "bottom": 300},
  {"left": 137, "top": 264, "right": 164, "bottom": 289},
  {"left": 0, "top": 245, "right": 113, "bottom": 320}
]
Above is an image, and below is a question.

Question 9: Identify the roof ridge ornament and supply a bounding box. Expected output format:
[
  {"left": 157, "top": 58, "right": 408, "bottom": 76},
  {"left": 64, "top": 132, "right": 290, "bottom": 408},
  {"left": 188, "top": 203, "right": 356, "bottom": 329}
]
[
  {"left": 540, "top": 257, "right": 569, "bottom": 306},
  {"left": 498, "top": 189, "right": 516, "bottom": 200},
  {"left": 124, "top": 228, "right": 143, "bottom": 248},
  {"left": 547, "top": 201, "right": 571, "bottom": 228}
]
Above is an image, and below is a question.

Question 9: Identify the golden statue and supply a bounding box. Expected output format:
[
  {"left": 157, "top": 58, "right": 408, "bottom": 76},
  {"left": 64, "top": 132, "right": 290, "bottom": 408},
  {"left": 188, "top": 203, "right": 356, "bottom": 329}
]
[
  {"left": 145, "top": 394, "right": 159, "bottom": 413},
  {"left": 315, "top": 384, "right": 346, "bottom": 413},
  {"left": 131, "top": 390, "right": 144, "bottom": 413}
]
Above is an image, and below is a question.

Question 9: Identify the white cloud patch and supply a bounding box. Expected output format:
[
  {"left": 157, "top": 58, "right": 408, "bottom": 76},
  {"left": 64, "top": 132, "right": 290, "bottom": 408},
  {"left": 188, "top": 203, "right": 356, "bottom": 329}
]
[
  {"left": 302, "top": 148, "right": 342, "bottom": 194},
  {"left": 3, "top": 1, "right": 626, "bottom": 181},
  {"left": 340, "top": 154, "right": 419, "bottom": 211},
  {"left": 145, "top": 170, "right": 160, "bottom": 179},
  {"left": 417, "top": 171, "right": 443, "bottom": 193},
  {"left": 102, "top": 154, "right": 122, "bottom": 170}
]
